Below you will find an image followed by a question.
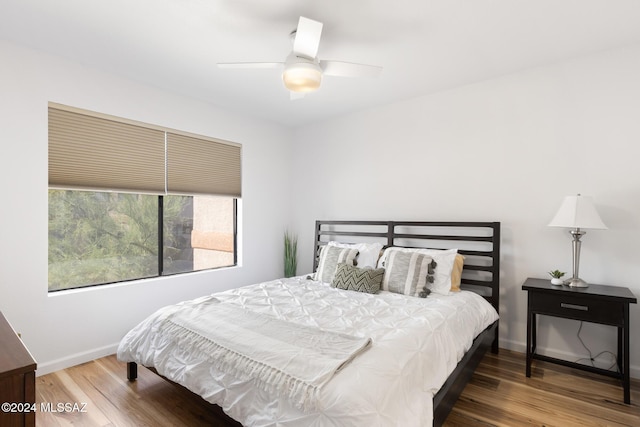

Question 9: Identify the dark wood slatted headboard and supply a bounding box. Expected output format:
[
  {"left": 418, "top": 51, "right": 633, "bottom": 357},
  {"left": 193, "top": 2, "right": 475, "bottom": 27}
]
[{"left": 314, "top": 220, "right": 501, "bottom": 348}]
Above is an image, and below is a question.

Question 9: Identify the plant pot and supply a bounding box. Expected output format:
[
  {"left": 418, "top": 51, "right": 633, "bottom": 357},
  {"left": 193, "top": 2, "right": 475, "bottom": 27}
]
[{"left": 550, "top": 278, "right": 564, "bottom": 285}]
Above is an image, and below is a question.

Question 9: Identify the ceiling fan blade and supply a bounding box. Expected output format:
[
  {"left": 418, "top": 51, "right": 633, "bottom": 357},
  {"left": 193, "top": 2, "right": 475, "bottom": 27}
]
[
  {"left": 292, "top": 16, "right": 323, "bottom": 59},
  {"left": 217, "top": 62, "right": 283, "bottom": 69},
  {"left": 321, "top": 61, "right": 383, "bottom": 78}
]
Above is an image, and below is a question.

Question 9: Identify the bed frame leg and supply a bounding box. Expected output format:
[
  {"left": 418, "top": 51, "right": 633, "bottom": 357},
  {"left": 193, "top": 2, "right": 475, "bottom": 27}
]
[
  {"left": 127, "top": 362, "right": 138, "bottom": 381},
  {"left": 491, "top": 322, "right": 499, "bottom": 354}
]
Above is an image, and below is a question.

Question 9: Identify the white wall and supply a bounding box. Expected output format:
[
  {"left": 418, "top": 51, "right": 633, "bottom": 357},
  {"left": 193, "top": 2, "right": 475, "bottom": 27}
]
[
  {"left": 3, "top": 37, "right": 639, "bottom": 380},
  {"left": 291, "top": 45, "right": 640, "bottom": 377},
  {"left": 0, "top": 40, "right": 294, "bottom": 375}
]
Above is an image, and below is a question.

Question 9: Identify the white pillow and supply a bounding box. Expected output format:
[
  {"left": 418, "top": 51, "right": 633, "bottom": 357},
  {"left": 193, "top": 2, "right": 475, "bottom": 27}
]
[
  {"left": 377, "top": 247, "right": 458, "bottom": 295},
  {"left": 328, "top": 241, "right": 384, "bottom": 269}
]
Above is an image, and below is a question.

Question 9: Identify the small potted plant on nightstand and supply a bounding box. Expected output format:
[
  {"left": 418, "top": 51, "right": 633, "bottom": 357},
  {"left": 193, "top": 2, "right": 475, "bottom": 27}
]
[{"left": 548, "top": 269, "right": 565, "bottom": 285}]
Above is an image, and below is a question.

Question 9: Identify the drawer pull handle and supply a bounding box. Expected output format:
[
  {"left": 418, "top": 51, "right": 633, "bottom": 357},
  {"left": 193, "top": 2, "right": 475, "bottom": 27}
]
[{"left": 561, "top": 303, "right": 588, "bottom": 311}]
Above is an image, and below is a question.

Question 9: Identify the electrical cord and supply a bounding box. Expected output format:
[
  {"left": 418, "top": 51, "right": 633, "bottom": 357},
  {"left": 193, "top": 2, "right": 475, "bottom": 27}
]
[{"left": 574, "top": 321, "right": 620, "bottom": 373}]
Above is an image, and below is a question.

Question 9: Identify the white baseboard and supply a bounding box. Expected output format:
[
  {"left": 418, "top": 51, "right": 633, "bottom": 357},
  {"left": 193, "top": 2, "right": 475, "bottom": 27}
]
[
  {"left": 36, "top": 343, "right": 120, "bottom": 377},
  {"left": 499, "top": 338, "right": 640, "bottom": 380}
]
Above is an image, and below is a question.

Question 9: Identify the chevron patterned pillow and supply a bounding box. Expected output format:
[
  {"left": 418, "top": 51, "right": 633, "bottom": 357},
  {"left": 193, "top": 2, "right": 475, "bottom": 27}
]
[{"left": 331, "top": 262, "right": 385, "bottom": 294}]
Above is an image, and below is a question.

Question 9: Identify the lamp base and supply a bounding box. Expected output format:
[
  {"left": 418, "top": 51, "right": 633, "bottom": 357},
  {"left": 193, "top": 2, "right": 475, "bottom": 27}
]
[{"left": 566, "top": 277, "right": 588, "bottom": 288}]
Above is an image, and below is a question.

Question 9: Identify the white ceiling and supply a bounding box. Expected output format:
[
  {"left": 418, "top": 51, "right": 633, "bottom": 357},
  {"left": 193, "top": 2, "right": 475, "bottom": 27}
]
[{"left": 3, "top": 0, "right": 640, "bottom": 127}]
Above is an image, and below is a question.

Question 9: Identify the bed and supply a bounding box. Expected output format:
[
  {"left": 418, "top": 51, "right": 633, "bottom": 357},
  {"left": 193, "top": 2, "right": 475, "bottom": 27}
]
[{"left": 118, "top": 220, "right": 501, "bottom": 426}]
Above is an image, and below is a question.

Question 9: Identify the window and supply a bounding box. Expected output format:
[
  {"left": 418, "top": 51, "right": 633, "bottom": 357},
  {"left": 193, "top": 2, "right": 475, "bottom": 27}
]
[
  {"left": 48, "top": 191, "right": 236, "bottom": 291},
  {"left": 48, "top": 104, "right": 241, "bottom": 292}
]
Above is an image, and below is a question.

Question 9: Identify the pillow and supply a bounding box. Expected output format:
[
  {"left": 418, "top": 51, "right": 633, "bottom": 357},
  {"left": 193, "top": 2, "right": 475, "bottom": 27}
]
[
  {"left": 450, "top": 254, "right": 465, "bottom": 292},
  {"left": 331, "top": 263, "right": 385, "bottom": 294},
  {"left": 327, "top": 241, "right": 384, "bottom": 268},
  {"left": 379, "top": 249, "right": 435, "bottom": 297},
  {"left": 378, "top": 247, "right": 458, "bottom": 295},
  {"left": 314, "top": 245, "right": 359, "bottom": 283}
]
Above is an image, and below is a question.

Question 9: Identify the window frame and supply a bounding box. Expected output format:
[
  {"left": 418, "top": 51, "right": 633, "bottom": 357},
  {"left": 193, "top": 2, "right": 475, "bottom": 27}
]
[{"left": 48, "top": 191, "right": 238, "bottom": 292}]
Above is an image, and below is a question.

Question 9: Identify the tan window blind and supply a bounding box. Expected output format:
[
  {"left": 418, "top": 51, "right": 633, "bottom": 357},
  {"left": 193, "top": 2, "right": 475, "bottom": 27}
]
[
  {"left": 48, "top": 104, "right": 242, "bottom": 197},
  {"left": 167, "top": 133, "right": 241, "bottom": 197},
  {"left": 48, "top": 106, "right": 166, "bottom": 193}
]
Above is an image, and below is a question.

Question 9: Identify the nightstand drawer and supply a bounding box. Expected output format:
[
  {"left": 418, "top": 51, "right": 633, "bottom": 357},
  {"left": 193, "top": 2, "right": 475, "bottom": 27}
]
[{"left": 530, "top": 292, "right": 624, "bottom": 326}]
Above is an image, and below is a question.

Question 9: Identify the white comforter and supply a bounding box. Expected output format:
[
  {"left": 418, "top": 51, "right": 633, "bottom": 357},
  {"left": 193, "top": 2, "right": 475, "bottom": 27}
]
[{"left": 117, "top": 276, "right": 499, "bottom": 426}]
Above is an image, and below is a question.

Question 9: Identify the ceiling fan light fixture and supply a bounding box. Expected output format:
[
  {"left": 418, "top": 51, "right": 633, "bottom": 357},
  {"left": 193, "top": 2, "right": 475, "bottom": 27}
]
[
  {"left": 218, "top": 17, "right": 382, "bottom": 97},
  {"left": 282, "top": 61, "right": 322, "bottom": 92}
]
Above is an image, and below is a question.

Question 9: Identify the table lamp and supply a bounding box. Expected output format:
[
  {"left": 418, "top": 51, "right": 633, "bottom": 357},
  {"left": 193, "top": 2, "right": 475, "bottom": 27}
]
[{"left": 548, "top": 194, "right": 607, "bottom": 287}]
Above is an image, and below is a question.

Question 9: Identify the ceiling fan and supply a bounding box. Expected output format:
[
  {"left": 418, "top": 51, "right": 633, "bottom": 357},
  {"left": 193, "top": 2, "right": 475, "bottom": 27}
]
[{"left": 217, "top": 16, "right": 383, "bottom": 99}]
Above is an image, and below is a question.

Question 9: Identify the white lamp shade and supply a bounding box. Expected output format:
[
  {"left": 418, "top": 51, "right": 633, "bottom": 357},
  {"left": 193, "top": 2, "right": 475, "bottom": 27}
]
[{"left": 548, "top": 195, "right": 607, "bottom": 229}]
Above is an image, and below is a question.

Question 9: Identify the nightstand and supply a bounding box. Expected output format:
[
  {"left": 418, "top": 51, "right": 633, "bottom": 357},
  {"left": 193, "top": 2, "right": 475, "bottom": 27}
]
[{"left": 522, "top": 278, "right": 637, "bottom": 404}]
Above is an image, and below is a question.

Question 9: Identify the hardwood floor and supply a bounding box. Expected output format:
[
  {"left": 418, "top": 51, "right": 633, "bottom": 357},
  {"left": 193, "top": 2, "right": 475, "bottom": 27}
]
[
  {"left": 35, "top": 349, "right": 639, "bottom": 426},
  {"left": 445, "top": 350, "right": 640, "bottom": 426},
  {"left": 35, "top": 355, "right": 238, "bottom": 427}
]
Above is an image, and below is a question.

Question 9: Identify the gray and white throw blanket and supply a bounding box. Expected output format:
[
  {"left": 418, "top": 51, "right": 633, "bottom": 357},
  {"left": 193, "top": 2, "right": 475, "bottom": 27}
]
[{"left": 161, "top": 297, "right": 372, "bottom": 410}]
